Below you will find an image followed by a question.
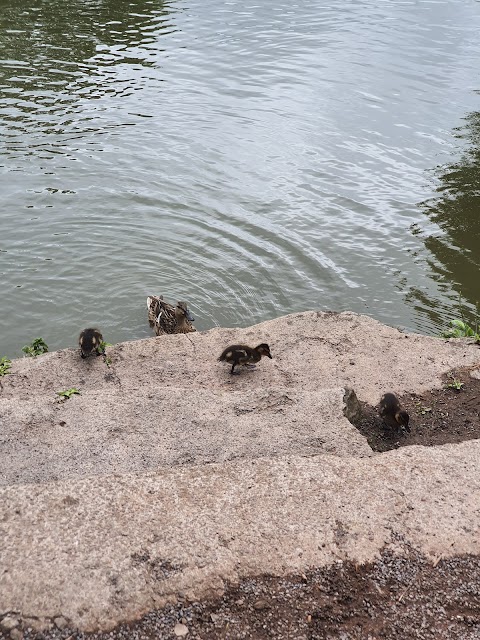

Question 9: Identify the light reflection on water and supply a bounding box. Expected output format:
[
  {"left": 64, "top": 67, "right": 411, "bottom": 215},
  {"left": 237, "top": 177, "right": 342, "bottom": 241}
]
[{"left": 1, "top": 0, "right": 480, "bottom": 357}]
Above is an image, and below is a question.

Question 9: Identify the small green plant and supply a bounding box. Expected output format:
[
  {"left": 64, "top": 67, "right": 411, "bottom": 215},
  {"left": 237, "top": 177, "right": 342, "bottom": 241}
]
[
  {"left": 442, "top": 308, "right": 480, "bottom": 344},
  {"left": 22, "top": 337, "right": 49, "bottom": 357},
  {"left": 419, "top": 406, "right": 432, "bottom": 416},
  {"left": 447, "top": 379, "right": 464, "bottom": 391},
  {"left": 57, "top": 388, "right": 80, "bottom": 400},
  {"left": 99, "top": 340, "right": 112, "bottom": 353},
  {"left": 442, "top": 319, "right": 476, "bottom": 338},
  {"left": 0, "top": 357, "right": 12, "bottom": 376},
  {"left": 104, "top": 356, "right": 112, "bottom": 367}
]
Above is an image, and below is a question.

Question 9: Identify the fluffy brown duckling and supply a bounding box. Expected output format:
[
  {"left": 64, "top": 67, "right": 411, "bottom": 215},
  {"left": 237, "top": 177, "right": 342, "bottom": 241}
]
[
  {"left": 218, "top": 343, "right": 272, "bottom": 375},
  {"left": 379, "top": 392, "right": 410, "bottom": 433},
  {"left": 147, "top": 296, "right": 196, "bottom": 335},
  {"left": 79, "top": 328, "right": 105, "bottom": 359}
]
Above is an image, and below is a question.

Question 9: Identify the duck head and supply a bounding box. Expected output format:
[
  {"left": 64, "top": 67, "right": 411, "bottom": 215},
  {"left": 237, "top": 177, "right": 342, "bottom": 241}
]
[
  {"left": 256, "top": 343, "right": 272, "bottom": 359},
  {"left": 176, "top": 301, "right": 195, "bottom": 322}
]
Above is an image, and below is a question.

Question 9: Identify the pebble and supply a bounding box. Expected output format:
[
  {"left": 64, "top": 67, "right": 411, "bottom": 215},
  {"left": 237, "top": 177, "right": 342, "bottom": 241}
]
[
  {"left": 1, "top": 616, "right": 19, "bottom": 631},
  {"left": 174, "top": 622, "right": 189, "bottom": 637},
  {"left": 53, "top": 616, "right": 68, "bottom": 630},
  {"left": 253, "top": 599, "right": 270, "bottom": 611},
  {"left": 10, "top": 630, "right": 23, "bottom": 640}
]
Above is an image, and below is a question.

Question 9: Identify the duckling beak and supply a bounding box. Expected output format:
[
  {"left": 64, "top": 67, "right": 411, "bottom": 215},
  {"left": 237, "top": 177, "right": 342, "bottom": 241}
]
[{"left": 185, "top": 309, "right": 195, "bottom": 322}]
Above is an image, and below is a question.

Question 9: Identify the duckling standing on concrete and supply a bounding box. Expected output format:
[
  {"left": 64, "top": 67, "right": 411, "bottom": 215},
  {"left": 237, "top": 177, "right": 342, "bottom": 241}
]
[
  {"left": 218, "top": 343, "right": 272, "bottom": 375},
  {"left": 379, "top": 392, "right": 410, "bottom": 434},
  {"left": 79, "top": 328, "right": 104, "bottom": 359}
]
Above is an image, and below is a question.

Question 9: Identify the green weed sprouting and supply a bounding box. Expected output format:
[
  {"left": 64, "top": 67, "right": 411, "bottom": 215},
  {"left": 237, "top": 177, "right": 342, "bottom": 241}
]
[
  {"left": 56, "top": 388, "right": 80, "bottom": 400},
  {"left": 99, "top": 340, "right": 112, "bottom": 354},
  {"left": 446, "top": 379, "right": 464, "bottom": 391},
  {"left": 442, "top": 296, "right": 480, "bottom": 343},
  {"left": 0, "top": 357, "right": 12, "bottom": 376},
  {"left": 22, "top": 337, "right": 49, "bottom": 357}
]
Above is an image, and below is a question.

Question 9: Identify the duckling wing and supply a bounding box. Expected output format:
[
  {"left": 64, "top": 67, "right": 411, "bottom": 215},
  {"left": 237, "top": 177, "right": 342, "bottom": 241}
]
[
  {"left": 236, "top": 349, "right": 252, "bottom": 364},
  {"left": 219, "top": 346, "right": 248, "bottom": 363}
]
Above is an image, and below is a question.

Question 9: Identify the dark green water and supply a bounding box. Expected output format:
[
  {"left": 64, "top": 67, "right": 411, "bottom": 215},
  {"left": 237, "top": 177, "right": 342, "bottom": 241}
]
[{"left": 1, "top": 0, "right": 479, "bottom": 357}]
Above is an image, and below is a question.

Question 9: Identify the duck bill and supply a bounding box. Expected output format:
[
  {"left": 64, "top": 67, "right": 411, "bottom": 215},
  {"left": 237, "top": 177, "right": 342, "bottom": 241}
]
[{"left": 185, "top": 309, "right": 195, "bottom": 322}]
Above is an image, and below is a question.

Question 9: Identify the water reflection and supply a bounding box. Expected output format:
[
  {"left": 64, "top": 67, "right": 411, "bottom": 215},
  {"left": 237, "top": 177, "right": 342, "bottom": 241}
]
[
  {"left": 419, "top": 110, "right": 480, "bottom": 327},
  {"left": 1, "top": 0, "right": 175, "bottom": 150},
  {"left": 1, "top": 0, "right": 480, "bottom": 358}
]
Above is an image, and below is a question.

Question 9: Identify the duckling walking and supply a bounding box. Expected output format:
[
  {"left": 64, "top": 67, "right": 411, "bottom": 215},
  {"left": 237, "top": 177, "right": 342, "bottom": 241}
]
[
  {"left": 147, "top": 296, "right": 196, "bottom": 335},
  {"left": 218, "top": 343, "right": 272, "bottom": 375},
  {"left": 79, "top": 328, "right": 104, "bottom": 359},
  {"left": 379, "top": 392, "right": 410, "bottom": 433}
]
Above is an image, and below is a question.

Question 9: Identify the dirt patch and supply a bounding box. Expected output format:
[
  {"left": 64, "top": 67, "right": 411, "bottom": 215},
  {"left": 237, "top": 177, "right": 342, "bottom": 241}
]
[
  {"left": 4, "top": 542, "right": 479, "bottom": 640},
  {"left": 352, "top": 367, "right": 480, "bottom": 452}
]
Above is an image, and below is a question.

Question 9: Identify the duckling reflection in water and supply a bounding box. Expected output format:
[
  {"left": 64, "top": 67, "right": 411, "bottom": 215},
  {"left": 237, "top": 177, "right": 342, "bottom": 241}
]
[
  {"left": 218, "top": 343, "right": 272, "bottom": 375},
  {"left": 79, "top": 328, "right": 104, "bottom": 359},
  {"left": 147, "top": 296, "right": 196, "bottom": 335},
  {"left": 379, "top": 392, "right": 410, "bottom": 434}
]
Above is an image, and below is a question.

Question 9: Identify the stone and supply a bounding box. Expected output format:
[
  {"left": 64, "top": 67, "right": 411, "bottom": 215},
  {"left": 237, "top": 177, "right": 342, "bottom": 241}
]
[
  {"left": 1, "top": 617, "right": 18, "bottom": 631},
  {"left": 343, "top": 387, "right": 362, "bottom": 422},
  {"left": 174, "top": 623, "right": 189, "bottom": 637},
  {"left": 53, "top": 616, "right": 68, "bottom": 629},
  {"left": 9, "top": 630, "right": 23, "bottom": 640}
]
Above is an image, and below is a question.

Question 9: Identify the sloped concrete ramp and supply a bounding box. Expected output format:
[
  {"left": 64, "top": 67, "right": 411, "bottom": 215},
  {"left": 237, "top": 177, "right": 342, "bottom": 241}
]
[
  {"left": 1, "top": 442, "right": 480, "bottom": 631},
  {"left": 1, "top": 311, "right": 479, "bottom": 632}
]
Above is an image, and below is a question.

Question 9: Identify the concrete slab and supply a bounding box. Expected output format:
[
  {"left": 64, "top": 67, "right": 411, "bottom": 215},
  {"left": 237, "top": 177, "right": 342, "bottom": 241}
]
[
  {"left": 0, "top": 387, "right": 370, "bottom": 486},
  {"left": 1, "top": 442, "right": 479, "bottom": 631},
  {"left": 2, "top": 312, "right": 479, "bottom": 406}
]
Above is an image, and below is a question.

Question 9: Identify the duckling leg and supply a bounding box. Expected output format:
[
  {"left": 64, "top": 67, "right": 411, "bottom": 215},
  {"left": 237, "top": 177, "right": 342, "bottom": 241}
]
[{"left": 230, "top": 363, "right": 241, "bottom": 375}]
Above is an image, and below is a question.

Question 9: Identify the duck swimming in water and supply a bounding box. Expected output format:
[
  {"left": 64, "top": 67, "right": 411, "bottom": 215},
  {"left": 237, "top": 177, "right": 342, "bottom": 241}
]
[
  {"left": 218, "top": 343, "right": 272, "bottom": 375},
  {"left": 379, "top": 392, "right": 410, "bottom": 434},
  {"left": 147, "top": 295, "right": 196, "bottom": 335}
]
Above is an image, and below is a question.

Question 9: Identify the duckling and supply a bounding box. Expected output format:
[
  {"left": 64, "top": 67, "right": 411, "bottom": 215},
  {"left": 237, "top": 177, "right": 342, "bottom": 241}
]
[
  {"left": 379, "top": 392, "right": 410, "bottom": 433},
  {"left": 147, "top": 296, "right": 196, "bottom": 335},
  {"left": 79, "top": 328, "right": 104, "bottom": 359},
  {"left": 218, "top": 343, "right": 272, "bottom": 375}
]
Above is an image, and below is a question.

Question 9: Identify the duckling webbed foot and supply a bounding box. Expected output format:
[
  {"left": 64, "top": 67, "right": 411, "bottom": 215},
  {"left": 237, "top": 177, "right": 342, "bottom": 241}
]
[{"left": 243, "top": 363, "right": 257, "bottom": 369}]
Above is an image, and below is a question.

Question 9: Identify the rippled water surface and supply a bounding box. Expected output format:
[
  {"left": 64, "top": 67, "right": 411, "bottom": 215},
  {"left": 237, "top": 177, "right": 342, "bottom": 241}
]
[{"left": 1, "top": 0, "right": 480, "bottom": 356}]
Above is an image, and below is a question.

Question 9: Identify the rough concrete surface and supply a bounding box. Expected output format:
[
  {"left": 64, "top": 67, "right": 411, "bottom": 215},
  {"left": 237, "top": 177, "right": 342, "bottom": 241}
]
[
  {"left": 0, "top": 311, "right": 480, "bottom": 632},
  {"left": 0, "top": 387, "right": 370, "bottom": 486},
  {"left": 1, "top": 443, "right": 480, "bottom": 631},
  {"left": 3, "top": 311, "right": 479, "bottom": 406}
]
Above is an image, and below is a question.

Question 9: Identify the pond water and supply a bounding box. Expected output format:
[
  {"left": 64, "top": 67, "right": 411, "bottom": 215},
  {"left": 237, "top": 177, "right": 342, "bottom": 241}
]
[{"left": 1, "top": 0, "right": 480, "bottom": 357}]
